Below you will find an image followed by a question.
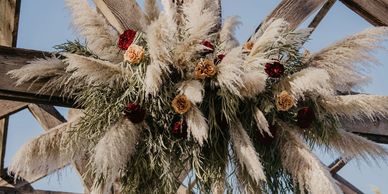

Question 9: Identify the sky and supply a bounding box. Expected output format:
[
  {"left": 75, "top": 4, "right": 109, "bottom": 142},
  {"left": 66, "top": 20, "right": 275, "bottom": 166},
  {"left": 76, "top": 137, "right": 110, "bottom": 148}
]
[{"left": 4, "top": 0, "right": 388, "bottom": 193}]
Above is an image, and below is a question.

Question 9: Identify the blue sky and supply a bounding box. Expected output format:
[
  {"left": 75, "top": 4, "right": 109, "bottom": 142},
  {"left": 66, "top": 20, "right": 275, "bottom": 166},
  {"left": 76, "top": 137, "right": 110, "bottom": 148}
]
[{"left": 5, "top": 0, "right": 388, "bottom": 193}]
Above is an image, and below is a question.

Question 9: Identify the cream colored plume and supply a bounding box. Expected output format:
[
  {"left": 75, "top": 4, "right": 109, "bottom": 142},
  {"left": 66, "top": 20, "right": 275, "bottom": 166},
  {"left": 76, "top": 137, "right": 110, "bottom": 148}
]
[
  {"left": 308, "top": 27, "right": 388, "bottom": 91},
  {"left": 239, "top": 58, "right": 269, "bottom": 98},
  {"left": 322, "top": 94, "right": 388, "bottom": 121},
  {"left": 249, "top": 19, "right": 289, "bottom": 57},
  {"left": 327, "top": 129, "right": 388, "bottom": 161},
  {"left": 8, "top": 114, "right": 82, "bottom": 181},
  {"left": 280, "top": 129, "right": 342, "bottom": 194},
  {"left": 186, "top": 106, "right": 209, "bottom": 146},
  {"left": 254, "top": 108, "right": 271, "bottom": 136},
  {"left": 217, "top": 47, "right": 244, "bottom": 96},
  {"left": 230, "top": 122, "right": 266, "bottom": 184},
  {"left": 178, "top": 80, "right": 204, "bottom": 103},
  {"left": 92, "top": 118, "right": 141, "bottom": 194},
  {"left": 289, "top": 67, "right": 334, "bottom": 101},
  {"left": 145, "top": 0, "right": 160, "bottom": 23},
  {"left": 285, "top": 28, "right": 313, "bottom": 50},
  {"left": 7, "top": 56, "right": 66, "bottom": 86},
  {"left": 64, "top": 53, "right": 131, "bottom": 87},
  {"left": 220, "top": 16, "right": 241, "bottom": 52},
  {"left": 65, "top": 0, "right": 122, "bottom": 62}
]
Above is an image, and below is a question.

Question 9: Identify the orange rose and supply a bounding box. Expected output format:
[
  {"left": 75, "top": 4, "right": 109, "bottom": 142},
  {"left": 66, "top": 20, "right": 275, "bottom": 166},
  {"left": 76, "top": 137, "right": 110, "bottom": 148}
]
[
  {"left": 243, "top": 42, "right": 254, "bottom": 52},
  {"left": 276, "top": 91, "right": 294, "bottom": 111},
  {"left": 172, "top": 95, "right": 192, "bottom": 114},
  {"left": 124, "top": 44, "right": 145, "bottom": 64},
  {"left": 195, "top": 59, "right": 217, "bottom": 79}
]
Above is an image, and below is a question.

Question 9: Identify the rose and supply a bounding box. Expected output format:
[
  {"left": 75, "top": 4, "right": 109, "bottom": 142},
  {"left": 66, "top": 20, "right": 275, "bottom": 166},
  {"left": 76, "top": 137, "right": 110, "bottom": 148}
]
[
  {"left": 195, "top": 59, "right": 217, "bottom": 79},
  {"left": 297, "top": 107, "right": 315, "bottom": 129},
  {"left": 172, "top": 95, "right": 192, "bottom": 114},
  {"left": 265, "top": 61, "right": 284, "bottom": 78},
  {"left": 201, "top": 40, "right": 214, "bottom": 54},
  {"left": 171, "top": 120, "right": 188, "bottom": 138},
  {"left": 118, "top": 29, "right": 137, "bottom": 50},
  {"left": 124, "top": 103, "right": 146, "bottom": 124},
  {"left": 124, "top": 44, "right": 145, "bottom": 64},
  {"left": 243, "top": 42, "right": 254, "bottom": 52},
  {"left": 276, "top": 91, "right": 294, "bottom": 111}
]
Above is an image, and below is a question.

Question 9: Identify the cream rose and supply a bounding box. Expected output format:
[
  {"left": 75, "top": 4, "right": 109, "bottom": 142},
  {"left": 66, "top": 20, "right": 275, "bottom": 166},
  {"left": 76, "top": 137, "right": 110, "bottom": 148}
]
[
  {"left": 276, "top": 91, "right": 294, "bottom": 111},
  {"left": 124, "top": 44, "right": 145, "bottom": 64}
]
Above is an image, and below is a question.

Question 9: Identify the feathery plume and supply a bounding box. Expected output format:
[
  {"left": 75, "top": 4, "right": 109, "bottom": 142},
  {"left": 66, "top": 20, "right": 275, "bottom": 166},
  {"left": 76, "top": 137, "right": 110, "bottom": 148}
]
[
  {"left": 279, "top": 128, "right": 342, "bottom": 194},
  {"left": 186, "top": 106, "right": 209, "bottom": 146},
  {"left": 178, "top": 80, "right": 204, "bottom": 103},
  {"left": 230, "top": 122, "right": 266, "bottom": 184},
  {"left": 7, "top": 56, "right": 65, "bottom": 86},
  {"left": 64, "top": 53, "right": 131, "bottom": 87},
  {"left": 217, "top": 47, "right": 244, "bottom": 96},
  {"left": 65, "top": 0, "right": 122, "bottom": 62},
  {"left": 220, "top": 16, "right": 241, "bottom": 52},
  {"left": 145, "top": 0, "right": 160, "bottom": 23},
  {"left": 92, "top": 118, "right": 141, "bottom": 194},
  {"left": 308, "top": 27, "right": 388, "bottom": 91},
  {"left": 254, "top": 108, "right": 271, "bottom": 136},
  {"left": 322, "top": 94, "right": 388, "bottom": 121},
  {"left": 8, "top": 115, "right": 82, "bottom": 180},
  {"left": 289, "top": 67, "right": 334, "bottom": 101}
]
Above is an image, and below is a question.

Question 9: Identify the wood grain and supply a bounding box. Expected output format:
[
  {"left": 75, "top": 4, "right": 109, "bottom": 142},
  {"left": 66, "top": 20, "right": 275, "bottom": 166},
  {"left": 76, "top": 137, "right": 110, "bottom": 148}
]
[
  {"left": 340, "top": 0, "right": 388, "bottom": 26},
  {"left": 342, "top": 118, "right": 388, "bottom": 144},
  {"left": 0, "top": 46, "right": 75, "bottom": 107},
  {"left": 0, "top": 0, "right": 21, "bottom": 47},
  {"left": 0, "top": 118, "right": 8, "bottom": 176},
  {"left": 27, "top": 104, "right": 66, "bottom": 131},
  {"left": 0, "top": 100, "right": 27, "bottom": 119}
]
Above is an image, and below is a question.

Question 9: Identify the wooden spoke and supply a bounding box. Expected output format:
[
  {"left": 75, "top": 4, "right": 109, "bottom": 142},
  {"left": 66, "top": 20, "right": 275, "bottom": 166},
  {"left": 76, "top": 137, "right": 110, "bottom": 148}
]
[{"left": 340, "top": 0, "right": 388, "bottom": 26}]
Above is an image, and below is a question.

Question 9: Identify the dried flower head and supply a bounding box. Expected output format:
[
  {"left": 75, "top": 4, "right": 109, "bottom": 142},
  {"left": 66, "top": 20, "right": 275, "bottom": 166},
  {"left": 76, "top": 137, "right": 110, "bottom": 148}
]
[
  {"left": 172, "top": 95, "right": 192, "bottom": 114},
  {"left": 195, "top": 59, "right": 217, "bottom": 79},
  {"left": 243, "top": 42, "right": 254, "bottom": 52},
  {"left": 124, "top": 44, "right": 145, "bottom": 64},
  {"left": 276, "top": 91, "right": 294, "bottom": 111}
]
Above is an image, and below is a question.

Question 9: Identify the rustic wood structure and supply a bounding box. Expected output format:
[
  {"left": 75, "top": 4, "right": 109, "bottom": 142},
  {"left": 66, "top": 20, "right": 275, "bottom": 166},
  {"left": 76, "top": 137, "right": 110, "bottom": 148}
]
[{"left": 0, "top": 0, "right": 387, "bottom": 193}]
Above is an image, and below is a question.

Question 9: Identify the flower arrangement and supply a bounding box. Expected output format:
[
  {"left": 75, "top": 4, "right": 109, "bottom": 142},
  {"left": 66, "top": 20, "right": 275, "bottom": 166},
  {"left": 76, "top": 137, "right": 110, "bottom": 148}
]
[{"left": 6, "top": 0, "right": 388, "bottom": 194}]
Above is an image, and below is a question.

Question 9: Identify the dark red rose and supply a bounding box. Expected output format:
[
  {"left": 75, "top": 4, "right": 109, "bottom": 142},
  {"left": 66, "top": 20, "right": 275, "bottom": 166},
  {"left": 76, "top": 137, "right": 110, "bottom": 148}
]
[
  {"left": 118, "top": 29, "right": 137, "bottom": 50},
  {"left": 258, "top": 125, "right": 277, "bottom": 145},
  {"left": 264, "top": 61, "right": 285, "bottom": 78},
  {"left": 297, "top": 107, "right": 316, "bottom": 129},
  {"left": 171, "top": 120, "right": 188, "bottom": 138},
  {"left": 214, "top": 54, "right": 225, "bottom": 64},
  {"left": 124, "top": 103, "right": 146, "bottom": 124},
  {"left": 201, "top": 40, "right": 214, "bottom": 55}
]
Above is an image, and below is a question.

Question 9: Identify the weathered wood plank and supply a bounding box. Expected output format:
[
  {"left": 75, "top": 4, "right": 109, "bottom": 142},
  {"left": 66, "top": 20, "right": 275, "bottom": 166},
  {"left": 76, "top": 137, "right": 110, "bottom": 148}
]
[
  {"left": 308, "top": 0, "right": 337, "bottom": 29},
  {"left": 27, "top": 104, "right": 66, "bottom": 131},
  {"left": 0, "top": 46, "right": 75, "bottom": 107},
  {"left": 339, "top": 0, "right": 388, "bottom": 26},
  {"left": 250, "top": 0, "right": 327, "bottom": 40},
  {"left": 0, "top": 100, "right": 28, "bottom": 119},
  {"left": 0, "top": 0, "right": 21, "bottom": 47},
  {"left": 333, "top": 174, "right": 364, "bottom": 194},
  {"left": 0, "top": 118, "right": 9, "bottom": 177},
  {"left": 342, "top": 119, "right": 388, "bottom": 144}
]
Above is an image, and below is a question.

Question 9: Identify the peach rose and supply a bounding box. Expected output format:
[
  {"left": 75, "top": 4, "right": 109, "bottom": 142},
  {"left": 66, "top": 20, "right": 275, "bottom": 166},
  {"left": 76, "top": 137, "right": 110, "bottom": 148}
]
[
  {"left": 276, "top": 91, "right": 294, "bottom": 111},
  {"left": 243, "top": 41, "right": 254, "bottom": 52},
  {"left": 195, "top": 59, "right": 217, "bottom": 79},
  {"left": 124, "top": 44, "right": 145, "bottom": 64},
  {"left": 172, "top": 95, "right": 192, "bottom": 114}
]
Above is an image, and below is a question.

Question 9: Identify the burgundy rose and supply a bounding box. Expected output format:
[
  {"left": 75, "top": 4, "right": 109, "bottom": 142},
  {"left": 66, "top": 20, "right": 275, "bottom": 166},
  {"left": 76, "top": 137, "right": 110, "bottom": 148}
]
[
  {"left": 171, "top": 120, "right": 188, "bottom": 138},
  {"left": 297, "top": 107, "right": 316, "bottom": 129},
  {"left": 264, "top": 61, "right": 285, "bottom": 78},
  {"left": 201, "top": 40, "right": 214, "bottom": 54},
  {"left": 118, "top": 29, "right": 137, "bottom": 50},
  {"left": 214, "top": 54, "right": 225, "bottom": 64},
  {"left": 124, "top": 103, "right": 146, "bottom": 124}
]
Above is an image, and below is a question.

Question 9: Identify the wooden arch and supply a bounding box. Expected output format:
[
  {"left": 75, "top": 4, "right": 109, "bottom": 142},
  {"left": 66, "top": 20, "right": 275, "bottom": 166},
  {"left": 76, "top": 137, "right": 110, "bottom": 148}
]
[{"left": 0, "top": 0, "right": 388, "bottom": 193}]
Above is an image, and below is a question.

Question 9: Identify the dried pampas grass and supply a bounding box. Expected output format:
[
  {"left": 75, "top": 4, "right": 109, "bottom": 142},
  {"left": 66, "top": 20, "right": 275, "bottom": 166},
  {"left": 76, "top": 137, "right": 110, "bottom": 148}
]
[
  {"left": 8, "top": 114, "right": 82, "bottom": 180},
  {"left": 7, "top": 56, "right": 65, "bottom": 86},
  {"left": 92, "top": 118, "right": 140, "bottom": 194},
  {"left": 217, "top": 47, "right": 244, "bottom": 96},
  {"left": 322, "top": 94, "right": 388, "bottom": 121},
  {"left": 254, "top": 108, "right": 271, "bottom": 136},
  {"left": 220, "top": 16, "right": 241, "bottom": 52},
  {"left": 186, "top": 106, "right": 209, "bottom": 146},
  {"left": 230, "top": 122, "right": 266, "bottom": 184},
  {"left": 144, "top": 0, "right": 160, "bottom": 23},
  {"left": 178, "top": 80, "right": 204, "bottom": 103},
  {"left": 289, "top": 67, "right": 334, "bottom": 101},
  {"left": 279, "top": 128, "right": 342, "bottom": 194},
  {"left": 65, "top": 0, "right": 122, "bottom": 62},
  {"left": 308, "top": 27, "right": 388, "bottom": 91}
]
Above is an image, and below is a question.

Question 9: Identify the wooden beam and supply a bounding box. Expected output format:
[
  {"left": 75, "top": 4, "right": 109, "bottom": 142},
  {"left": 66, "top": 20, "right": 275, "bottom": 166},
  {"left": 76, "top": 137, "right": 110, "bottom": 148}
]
[
  {"left": 250, "top": 0, "right": 327, "bottom": 40},
  {"left": 0, "top": 117, "right": 9, "bottom": 176},
  {"left": 0, "top": 46, "right": 76, "bottom": 107},
  {"left": 0, "top": 0, "right": 21, "bottom": 47},
  {"left": 342, "top": 118, "right": 388, "bottom": 144},
  {"left": 333, "top": 174, "right": 364, "bottom": 194},
  {"left": 308, "top": 0, "right": 337, "bottom": 30},
  {"left": 328, "top": 157, "right": 351, "bottom": 174},
  {"left": 0, "top": 100, "right": 28, "bottom": 119},
  {"left": 27, "top": 104, "right": 66, "bottom": 131},
  {"left": 339, "top": 0, "right": 388, "bottom": 26}
]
